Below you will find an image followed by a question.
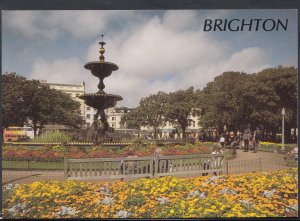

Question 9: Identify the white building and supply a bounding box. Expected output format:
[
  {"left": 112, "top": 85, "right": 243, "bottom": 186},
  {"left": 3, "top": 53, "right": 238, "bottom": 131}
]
[
  {"left": 38, "top": 80, "right": 202, "bottom": 137},
  {"left": 141, "top": 114, "right": 201, "bottom": 139},
  {"left": 40, "top": 80, "right": 86, "bottom": 118},
  {"left": 85, "top": 106, "right": 132, "bottom": 130},
  {"left": 85, "top": 105, "right": 202, "bottom": 139}
]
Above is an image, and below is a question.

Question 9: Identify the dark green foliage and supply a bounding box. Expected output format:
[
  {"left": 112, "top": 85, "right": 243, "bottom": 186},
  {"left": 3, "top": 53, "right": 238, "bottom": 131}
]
[
  {"left": 121, "top": 92, "right": 168, "bottom": 138},
  {"left": 2, "top": 73, "right": 29, "bottom": 128},
  {"left": 113, "top": 66, "right": 297, "bottom": 143},
  {"left": 165, "top": 87, "right": 196, "bottom": 139},
  {"left": 196, "top": 66, "right": 297, "bottom": 142},
  {"left": 2, "top": 73, "right": 84, "bottom": 137}
]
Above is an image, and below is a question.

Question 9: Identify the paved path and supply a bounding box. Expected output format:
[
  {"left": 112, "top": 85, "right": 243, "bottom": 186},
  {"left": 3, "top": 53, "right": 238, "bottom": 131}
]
[
  {"left": 232, "top": 149, "right": 285, "bottom": 161},
  {"left": 2, "top": 150, "right": 288, "bottom": 184},
  {"left": 2, "top": 170, "right": 64, "bottom": 185}
]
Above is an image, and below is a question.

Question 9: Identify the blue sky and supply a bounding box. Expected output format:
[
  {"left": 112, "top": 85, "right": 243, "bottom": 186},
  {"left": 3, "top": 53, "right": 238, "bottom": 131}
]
[{"left": 2, "top": 10, "right": 297, "bottom": 107}]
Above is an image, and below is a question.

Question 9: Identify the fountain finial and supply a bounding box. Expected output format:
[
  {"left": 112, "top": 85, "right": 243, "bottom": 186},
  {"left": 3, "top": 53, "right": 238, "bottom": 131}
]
[{"left": 99, "top": 34, "right": 106, "bottom": 61}]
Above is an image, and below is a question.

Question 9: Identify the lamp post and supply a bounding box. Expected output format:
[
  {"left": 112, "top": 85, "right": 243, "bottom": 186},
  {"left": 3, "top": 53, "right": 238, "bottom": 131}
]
[{"left": 281, "top": 107, "right": 285, "bottom": 151}]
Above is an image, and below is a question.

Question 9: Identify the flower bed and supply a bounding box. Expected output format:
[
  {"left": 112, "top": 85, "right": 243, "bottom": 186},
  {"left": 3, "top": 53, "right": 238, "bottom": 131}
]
[
  {"left": 259, "top": 142, "right": 295, "bottom": 153},
  {"left": 2, "top": 144, "right": 211, "bottom": 161},
  {"left": 2, "top": 168, "right": 298, "bottom": 218}
]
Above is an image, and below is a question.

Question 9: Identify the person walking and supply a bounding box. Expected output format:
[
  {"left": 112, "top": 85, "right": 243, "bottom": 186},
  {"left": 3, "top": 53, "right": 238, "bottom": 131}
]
[
  {"left": 252, "top": 130, "right": 257, "bottom": 153},
  {"left": 211, "top": 144, "right": 224, "bottom": 175},
  {"left": 252, "top": 128, "right": 261, "bottom": 153},
  {"left": 242, "top": 128, "right": 251, "bottom": 152},
  {"left": 219, "top": 134, "right": 225, "bottom": 149},
  {"left": 255, "top": 127, "right": 261, "bottom": 151}
]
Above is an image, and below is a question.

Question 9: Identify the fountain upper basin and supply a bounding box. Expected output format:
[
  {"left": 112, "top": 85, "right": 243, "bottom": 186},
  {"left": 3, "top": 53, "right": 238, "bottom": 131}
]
[{"left": 84, "top": 61, "right": 119, "bottom": 78}]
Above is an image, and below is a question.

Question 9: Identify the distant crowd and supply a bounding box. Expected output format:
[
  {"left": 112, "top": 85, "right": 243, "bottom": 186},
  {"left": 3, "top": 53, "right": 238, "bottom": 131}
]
[{"left": 217, "top": 127, "right": 261, "bottom": 153}]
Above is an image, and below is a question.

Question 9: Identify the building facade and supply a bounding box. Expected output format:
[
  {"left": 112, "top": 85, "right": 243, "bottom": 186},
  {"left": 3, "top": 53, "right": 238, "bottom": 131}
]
[
  {"left": 85, "top": 105, "right": 202, "bottom": 139},
  {"left": 39, "top": 80, "right": 202, "bottom": 136},
  {"left": 141, "top": 114, "right": 202, "bottom": 139},
  {"left": 85, "top": 106, "right": 131, "bottom": 130},
  {"left": 40, "top": 80, "right": 86, "bottom": 118}
]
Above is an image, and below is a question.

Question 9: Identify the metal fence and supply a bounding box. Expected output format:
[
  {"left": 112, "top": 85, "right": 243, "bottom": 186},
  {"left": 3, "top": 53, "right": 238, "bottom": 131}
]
[
  {"left": 64, "top": 154, "right": 225, "bottom": 181},
  {"left": 64, "top": 156, "right": 154, "bottom": 180},
  {"left": 224, "top": 157, "right": 291, "bottom": 174},
  {"left": 2, "top": 155, "right": 296, "bottom": 184},
  {"left": 154, "top": 154, "right": 224, "bottom": 177},
  {"left": 2, "top": 160, "right": 64, "bottom": 170}
]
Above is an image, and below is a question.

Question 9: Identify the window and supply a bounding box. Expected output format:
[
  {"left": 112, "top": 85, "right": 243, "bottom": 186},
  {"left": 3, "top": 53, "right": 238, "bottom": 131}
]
[
  {"left": 112, "top": 117, "right": 115, "bottom": 121},
  {"left": 192, "top": 121, "right": 195, "bottom": 127},
  {"left": 112, "top": 123, "right": 115, "bottom": 128},
  {"left": 87, "top": 123, "right": 90, "bottom": 127},
  {"left": 87, "top": 106, "right": 90, "bottom": 110},
  {"left": 86, "top": 114, "right": 90, "bottom": 119}
]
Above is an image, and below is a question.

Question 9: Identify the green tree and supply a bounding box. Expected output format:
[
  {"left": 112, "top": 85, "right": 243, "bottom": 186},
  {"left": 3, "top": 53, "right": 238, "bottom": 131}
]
[
  {"left": 120, "top": 108, "right": 143, "bottom": 131},
  {"left": 25, "top": 83, "right": 83, "bottom": 137},
  {"left": 121, "top": 92, "right": 168, "bottom": 138},
  {"left": 165, "top": 87, "right": 196, "bottom": 139},
  {"left": 248, "top": 66, "right": 297, "bottom": 142},
  {"left": 196, "top": 72, "right": 251, "bottom": 135},
  {"left": 196, "top": 67, "right": 297, "bottom": 143},
  {"left": 2, "top": 73, "right": 83, "bottom": 137},
  {"left": 2, "top": 73, "right": 29, "bottom": 128}
]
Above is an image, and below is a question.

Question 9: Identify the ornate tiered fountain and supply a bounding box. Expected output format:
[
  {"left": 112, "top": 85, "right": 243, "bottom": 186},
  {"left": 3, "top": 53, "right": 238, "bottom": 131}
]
[{"left": 79, "top": 35, "right": 123, "bottom": 143}]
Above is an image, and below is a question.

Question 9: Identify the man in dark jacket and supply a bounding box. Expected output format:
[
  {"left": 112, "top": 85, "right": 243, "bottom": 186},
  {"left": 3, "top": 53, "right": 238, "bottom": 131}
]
[{"left": 242, "top": 128, "right": 251, "bottom": 152}]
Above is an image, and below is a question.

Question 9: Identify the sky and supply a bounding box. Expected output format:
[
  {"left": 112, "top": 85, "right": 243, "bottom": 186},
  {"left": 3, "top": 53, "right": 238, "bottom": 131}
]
[{"left": 2, "top": 10, "right": 298, "bottom": 107}]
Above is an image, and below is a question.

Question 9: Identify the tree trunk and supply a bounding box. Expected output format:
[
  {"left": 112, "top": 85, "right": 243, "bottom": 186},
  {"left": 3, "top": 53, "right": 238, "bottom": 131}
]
[
  {"left": 33, "top": 123, "right": 38, "bottom": 138},
  {"left": 182, "top": 127, "right": 186, "bottom": 139},
  {"left": 154, "top": 128, "right": 158, "bottom": 139},
  {"left": 292, "top": 127, "right": 297, "bottom": 143},
  {"left": 38, "top": 125, "right": 43, "bottom": 136},
  {"left": 271, "top": 128, "right": 277, "bottom": 142}
]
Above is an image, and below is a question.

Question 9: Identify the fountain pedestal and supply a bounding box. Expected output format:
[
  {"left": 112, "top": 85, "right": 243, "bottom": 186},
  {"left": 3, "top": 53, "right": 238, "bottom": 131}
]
[{"left": 79, "top": 36, "right": 123, "bottom": 143}]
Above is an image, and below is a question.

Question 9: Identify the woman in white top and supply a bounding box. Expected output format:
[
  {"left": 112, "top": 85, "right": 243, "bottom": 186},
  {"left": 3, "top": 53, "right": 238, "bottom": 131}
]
[
  {"left": 211, "top": 144, "right": 224, "bottom": 175},
  {"left": 219, "top": 135, "right": 225, "bottom": 149}
]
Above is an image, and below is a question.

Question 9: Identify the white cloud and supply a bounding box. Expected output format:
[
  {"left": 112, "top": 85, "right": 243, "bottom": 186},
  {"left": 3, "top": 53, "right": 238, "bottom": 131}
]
[
  {"left": 21, "top": 10, "right": 272, "bottom": 107},
  {"left": 3, "top": 10, "right": 143, "bottom": 40},
  {"left": 219, "top": 47, "right": 270, "bottom": 73},
  {"left": 85, "top": 13, "right": 270, "bottom": 107},
  {"left": 3, "top": 11, "right": 57, "bottom": 40},
  {"left": 29, "top": 57, "right": 89, "bottom": 85},
  {"left": 162, "top": 10, "right": 201, "bottom": 31}
]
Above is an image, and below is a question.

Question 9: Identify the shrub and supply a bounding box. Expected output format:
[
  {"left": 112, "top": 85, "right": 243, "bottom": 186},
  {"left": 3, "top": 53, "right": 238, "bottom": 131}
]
[
  {"left": 186, "top": 137, "right": 196, "bottom": 145},
  {"left": 32, "top": 131, "right": 72, "bottom": 143}
]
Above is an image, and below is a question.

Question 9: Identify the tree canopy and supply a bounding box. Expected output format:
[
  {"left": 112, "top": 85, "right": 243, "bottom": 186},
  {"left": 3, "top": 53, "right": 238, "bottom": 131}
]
[
  {"left": 121, "top": 66, "right": 297, "bottom": 142},
  {"left": 197, "top": 66, "right": 297, "bottom": 142},
  {"left": 165, "top": 87, "right": 196, "bottom": 139},
  {"left": 120, "top": 92, "right": 168, "bottom": 138},
  {"left": 2, "top": 73, "right": 83, "bottom": 137},
  {"left": 196, "top": 71, "right": 252, "bottom": 133}
]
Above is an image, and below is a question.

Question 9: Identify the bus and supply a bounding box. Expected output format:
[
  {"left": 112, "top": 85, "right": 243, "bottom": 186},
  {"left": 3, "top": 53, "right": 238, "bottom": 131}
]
[{"left": 3, "top": 126, "right": 34, "bottom": 142}]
